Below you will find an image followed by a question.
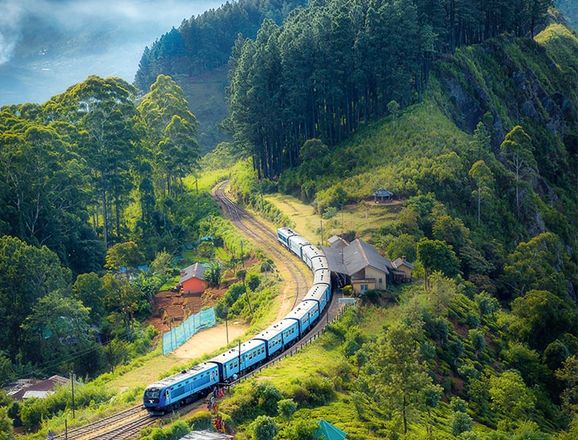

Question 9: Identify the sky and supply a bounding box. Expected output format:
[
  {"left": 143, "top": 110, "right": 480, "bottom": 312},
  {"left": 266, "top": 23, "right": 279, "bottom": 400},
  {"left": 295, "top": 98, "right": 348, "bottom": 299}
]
[{"left": 0, "top": 0, "right": 224, "bottom": 105}]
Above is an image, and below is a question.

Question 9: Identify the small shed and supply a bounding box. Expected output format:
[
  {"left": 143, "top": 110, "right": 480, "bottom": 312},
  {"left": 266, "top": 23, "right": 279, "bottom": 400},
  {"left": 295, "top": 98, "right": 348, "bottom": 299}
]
[
  {"left": 374, "top": 188, "right": 393, "bottom": 203},
  {"left": 315, "top": 420, "right": 347, "bottom": 440},
  {"left": 392, "top": 256, "right": 414, "bottom": 282},
  {"left": 179, "top": 262, "right": 208, "bottom": 294}
]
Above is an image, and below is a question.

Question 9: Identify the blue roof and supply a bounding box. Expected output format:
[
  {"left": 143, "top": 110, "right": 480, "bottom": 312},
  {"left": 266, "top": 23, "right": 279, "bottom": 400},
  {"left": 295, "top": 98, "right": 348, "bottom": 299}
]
[
  {"left": 147, "top": 362, "right": 217, "bottom": 390},
  {"left": 315, "top": 420, "right": 346, "bottom": 440},
  {"left": 209, "top": 339, "right": 265, "bottom": 365},
  {"left": 374, "top": 189, "right": 393, "bottom": 196}
]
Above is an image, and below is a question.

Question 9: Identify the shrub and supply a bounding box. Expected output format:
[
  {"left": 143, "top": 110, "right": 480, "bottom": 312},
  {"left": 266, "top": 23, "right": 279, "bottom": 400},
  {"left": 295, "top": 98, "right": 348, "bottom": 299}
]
[
  {"left": 254, "top": 382, "right": 282, "bottom": 416},
  {"left": 450, "top": 397, "right": 468, "bottom": 413},
  {"left": 252, "top": 415, "right": 278, "bottom": 440},
  {"left": 292, "top": 376, "right": 335, "bottom": 407},
  {"left": 278, "top": 398, "right": 298, "bottom": 419},
  {"left": 188, "top": 410, "right": 212, "bottom": 431},
  {"left": 452, "top": 411, "right": 473, "bottom": 436},
  {"left": 283, "top": 419, "right": 317, "bottom": 440}
]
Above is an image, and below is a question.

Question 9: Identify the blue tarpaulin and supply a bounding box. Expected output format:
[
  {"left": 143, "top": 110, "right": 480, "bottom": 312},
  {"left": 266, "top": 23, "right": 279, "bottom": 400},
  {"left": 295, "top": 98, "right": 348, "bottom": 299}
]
[{"left": 162, "top": 308, "right": 216, "bottom": 355}]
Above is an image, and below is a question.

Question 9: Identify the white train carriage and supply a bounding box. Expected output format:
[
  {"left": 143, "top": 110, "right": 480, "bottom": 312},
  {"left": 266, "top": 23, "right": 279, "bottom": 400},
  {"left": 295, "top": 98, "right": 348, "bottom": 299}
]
[
  {"left": 313, "top": 268, "right": 331, "bottom": 287},
  {"left": 311, "top": 255, "right": 329, "bottom": 272},
  {"left": 301, "top": 244, "right": 324, "bottom": 268},
  {"left": 288, "top": 235, "right": 310, "bottom": 258},
  {"left": 277, "top": 227, "right": 296, "bottom": 247}
]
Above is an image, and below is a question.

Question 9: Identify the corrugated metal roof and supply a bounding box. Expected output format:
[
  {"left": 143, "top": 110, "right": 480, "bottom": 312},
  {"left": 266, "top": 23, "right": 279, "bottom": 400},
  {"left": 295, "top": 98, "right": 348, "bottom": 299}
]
[
  {"left": 392, "top": 257, "right": 414, "bottom": 269},
  {"left": 180, "top": 262, "right": 207, "bottom": 283}
]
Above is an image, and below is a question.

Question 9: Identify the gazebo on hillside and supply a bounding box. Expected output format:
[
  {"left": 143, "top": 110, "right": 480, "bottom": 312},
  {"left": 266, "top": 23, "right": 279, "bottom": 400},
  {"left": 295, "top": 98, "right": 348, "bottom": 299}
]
[{"left": 374, "top": 188, "right": 394, "bottom": 203}]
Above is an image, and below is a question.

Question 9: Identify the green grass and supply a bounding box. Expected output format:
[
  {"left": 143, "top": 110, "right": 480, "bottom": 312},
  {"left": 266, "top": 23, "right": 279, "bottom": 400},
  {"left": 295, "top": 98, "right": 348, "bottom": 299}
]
[
  {"left": 218, "top": 306, "right": 396, "bottom": 439},
  {"left": 264, "top": 193, "right": 400, "bottom": 243},
  {"left": 183, "top": 168, "right": 229, "bottom": 194}
]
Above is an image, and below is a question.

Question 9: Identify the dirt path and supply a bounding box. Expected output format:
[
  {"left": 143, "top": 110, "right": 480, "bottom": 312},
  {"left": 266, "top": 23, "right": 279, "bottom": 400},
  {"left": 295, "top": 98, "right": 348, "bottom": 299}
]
[{"left": 173, "top": 322, "right": 247, "bottom": 359}]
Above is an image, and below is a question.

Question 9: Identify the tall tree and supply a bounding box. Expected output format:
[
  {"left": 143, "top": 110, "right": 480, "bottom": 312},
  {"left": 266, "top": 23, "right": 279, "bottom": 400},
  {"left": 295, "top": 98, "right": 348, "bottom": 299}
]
[
  {"left": 469, "top": 160, "right": 494, "bottom": 224},
  {"left": 360, "top": 320, "right": 442, "bottom": 434},
  {"left": 138, "top": 75, "right": 200, "bottom": 196},
  {"left": 417, "top": 238, "right": 460, "bottom": 289},
  {"left": 500, "top": 125, "right": 536, "bottom": 217}
]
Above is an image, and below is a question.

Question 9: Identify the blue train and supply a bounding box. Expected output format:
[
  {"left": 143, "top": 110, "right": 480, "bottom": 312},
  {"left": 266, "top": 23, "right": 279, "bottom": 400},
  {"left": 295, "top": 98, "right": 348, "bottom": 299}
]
[{"left": 143, "top": 227, "right": 332, "bottom": 414}]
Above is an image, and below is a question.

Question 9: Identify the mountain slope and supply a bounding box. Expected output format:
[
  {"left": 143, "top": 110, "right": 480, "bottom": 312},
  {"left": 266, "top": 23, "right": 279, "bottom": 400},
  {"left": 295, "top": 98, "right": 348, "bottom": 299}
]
[{"left": 134, "top": 0, "right": 308, "bottom": 149}]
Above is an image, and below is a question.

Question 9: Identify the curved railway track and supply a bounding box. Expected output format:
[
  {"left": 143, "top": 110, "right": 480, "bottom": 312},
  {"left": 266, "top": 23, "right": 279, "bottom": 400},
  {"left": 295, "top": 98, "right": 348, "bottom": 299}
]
[
  {"left": 213, "top": 180, "right": 311, "bottom": 311},
  {"left": 52, "top": 183, "right": 336, "bottom": 439}
]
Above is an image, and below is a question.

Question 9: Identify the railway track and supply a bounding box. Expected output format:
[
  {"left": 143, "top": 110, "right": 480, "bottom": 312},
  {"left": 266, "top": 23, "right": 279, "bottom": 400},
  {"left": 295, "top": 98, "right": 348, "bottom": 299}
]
[
  {"left": 52, "top": 405, "right": 147, "bottom": 440},
  {"left": 213, "top": 180, "right": 310, "bottom": 310},
  {"left": 51, "top": 185, "right": 335, "bottom": 439}
]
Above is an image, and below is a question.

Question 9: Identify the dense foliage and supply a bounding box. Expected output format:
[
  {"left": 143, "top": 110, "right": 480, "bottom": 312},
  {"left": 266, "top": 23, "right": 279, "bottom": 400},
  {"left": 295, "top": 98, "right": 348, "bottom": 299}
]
[
  {"left": 228, "top": 0, "right": 553, "bottom": 178},
  {"left": 0, "top": 74, "right": 219, "bottom": 384}
]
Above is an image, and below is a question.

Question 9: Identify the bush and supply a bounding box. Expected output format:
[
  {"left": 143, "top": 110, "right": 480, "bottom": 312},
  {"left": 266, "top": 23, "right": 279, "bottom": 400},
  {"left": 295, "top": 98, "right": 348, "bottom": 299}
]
[
  {"left": 254, "top": 382, "right": 282, "bottom": 416},
  {"left": 450, "top": 397, "right": 468, "bottom": 413},
  {"left": 283, "top": 418, "right": 318, "bottom": 440},
  {"left": 188, "top": 410, "right": 212, "bottom": 431},
  {"left": 141, "top": 420, "right": 190, "bottom": 440},
  {"left": 278, "top": 398, "right": 298, "bottom": 419},
  {"left": 452, "top": 411, "right": 473, "bottom": 436},
  {"left": 252, "top": 415, "right": 278, "bottom": 440},
  {"left": 292, "top": 376, "right": 335, "bottom": 407}
]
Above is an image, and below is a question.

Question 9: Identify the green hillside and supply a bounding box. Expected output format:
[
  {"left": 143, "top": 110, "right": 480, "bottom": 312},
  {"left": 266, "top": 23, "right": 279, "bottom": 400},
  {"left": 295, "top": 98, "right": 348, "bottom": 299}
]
[{"left": 206, "top": 22, "right": 578, "bottom": 439}]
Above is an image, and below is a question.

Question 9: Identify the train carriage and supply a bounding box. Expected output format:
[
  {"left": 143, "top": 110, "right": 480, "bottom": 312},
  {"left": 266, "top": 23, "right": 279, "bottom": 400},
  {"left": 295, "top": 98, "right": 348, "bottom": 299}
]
[
  {"left": 253, "top": 319, "right": 299, "bottom": 358},
  {"left": 301, "top": 245, "right": 324, "bottom": 268},
  {"left": 288, "top": 235, "right": 310, "bottom": 258},
  {"left": 143, "top": 363, "right": 219, "bottom": 413},
  {"left": 303, "top": 283, "right": 331, "bottom": 313},
  {"left": 209, "top": 339, "right": 267, "bottom": 382},
  {"left": 313, "top": 268, "right": 331, "bottom": 287},
  {"left": 277, "top": 227, "right": 296, "bottom": 246},
  {"left": 285, "top": 300, "right": 318, "bottom": 336}
]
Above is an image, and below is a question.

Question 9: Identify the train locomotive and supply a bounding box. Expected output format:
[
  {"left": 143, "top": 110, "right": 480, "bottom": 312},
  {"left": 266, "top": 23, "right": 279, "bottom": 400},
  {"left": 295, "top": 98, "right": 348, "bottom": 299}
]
[{"left": 143, "top": 227, "right": 332, "bottom": 414}]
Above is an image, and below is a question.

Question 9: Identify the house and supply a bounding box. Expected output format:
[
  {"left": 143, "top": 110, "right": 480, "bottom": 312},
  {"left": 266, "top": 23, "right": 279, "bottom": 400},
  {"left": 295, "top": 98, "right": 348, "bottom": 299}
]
[
  {"left": 374, "top": 188, "right": 394, "bottom": 203},
  {"left": 392, "top": 256, "right": 414, "bottom": 282},
  {"left": 323, "top": 237, "right": 394, "bottom": 294},
  {"left": 179, "top": 263, "right": 208, "bottom": 294},
  {"left": 6, "top": 375, "right": 69, "bottom": 401}
]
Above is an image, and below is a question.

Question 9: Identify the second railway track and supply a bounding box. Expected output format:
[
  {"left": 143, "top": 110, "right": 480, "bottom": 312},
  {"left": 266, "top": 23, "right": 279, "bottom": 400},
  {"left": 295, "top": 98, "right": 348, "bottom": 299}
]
[
  {"left": 52, "top": 184, "right": 320, "bottom": 439},
  {"left": 213, "top": 180, "right": 310, "bottom": 310}
]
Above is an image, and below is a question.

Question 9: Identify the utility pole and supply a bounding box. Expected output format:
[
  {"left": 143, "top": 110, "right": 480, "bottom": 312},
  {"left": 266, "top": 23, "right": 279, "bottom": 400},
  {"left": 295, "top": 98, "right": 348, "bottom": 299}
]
[
  {"left": 225, "top": 307, "right": 229, "bottom": 345},
  {"left": 240, "top": 240, "right": 245, "bottom": 268},
  {"left": 70, "top": 372, "right": 75, "bottom": 418},
  {"left": 64, "top": 418, "right": 68, "bottom": 440}
]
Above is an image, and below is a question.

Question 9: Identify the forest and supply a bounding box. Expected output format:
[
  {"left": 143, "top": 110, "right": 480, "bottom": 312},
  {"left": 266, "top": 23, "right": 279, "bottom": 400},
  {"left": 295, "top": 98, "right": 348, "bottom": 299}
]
[
  {"left": 0, "top": 74, "right": 216, "bottom": 381},
  {"left": 226, "top": 0, "right": 554, "bottom": 178}
]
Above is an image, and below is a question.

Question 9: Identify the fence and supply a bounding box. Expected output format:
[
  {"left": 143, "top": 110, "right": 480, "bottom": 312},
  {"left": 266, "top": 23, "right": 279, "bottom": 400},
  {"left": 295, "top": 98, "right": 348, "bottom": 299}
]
[{"left": 162, "top": 308, "right": 216, "bottom": 355}]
